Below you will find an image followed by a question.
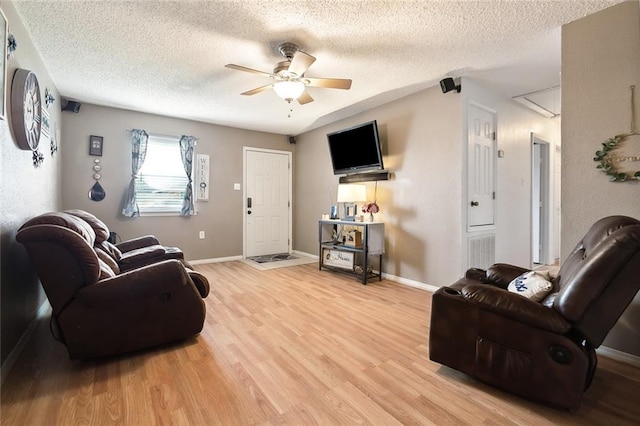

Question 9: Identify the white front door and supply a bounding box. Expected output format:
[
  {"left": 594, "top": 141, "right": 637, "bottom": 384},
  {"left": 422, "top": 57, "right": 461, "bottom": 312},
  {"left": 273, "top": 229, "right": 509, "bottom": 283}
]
[
  {"left": 244, "top": 148, "right": 291, "bottom": 257},
  {"left": 468, "top": 103, "right": 496, "bottom": 228}
]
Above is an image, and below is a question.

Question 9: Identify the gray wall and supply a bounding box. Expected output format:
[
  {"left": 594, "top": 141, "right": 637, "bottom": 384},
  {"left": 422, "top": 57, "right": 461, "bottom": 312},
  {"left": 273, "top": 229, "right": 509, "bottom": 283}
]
[
  {"left": 294, "top": 81, "right": 559, "bottom": 287},
  {"left": 61, "top": 103, "right": 293, "bottom": 261},
  {"left": 295, "top": 86, "right": 463, "bottom": 286},
  {"left": 562, "top": 0, "right": 640, "bottom": 356},
  {"left": 1, "top": 1, "right": 62, "bottom": 365}
]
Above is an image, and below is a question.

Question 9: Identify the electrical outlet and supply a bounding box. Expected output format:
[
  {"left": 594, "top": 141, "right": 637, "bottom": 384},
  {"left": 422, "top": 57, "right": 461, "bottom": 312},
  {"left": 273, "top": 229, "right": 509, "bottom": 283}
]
[{"left": 199, "top": 231, "right": 205, "bottom": 239}]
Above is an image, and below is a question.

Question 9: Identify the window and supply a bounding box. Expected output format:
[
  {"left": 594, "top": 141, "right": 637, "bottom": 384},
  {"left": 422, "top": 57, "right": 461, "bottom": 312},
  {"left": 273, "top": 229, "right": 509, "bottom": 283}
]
[{"left": 136, "top": 135, "right": 190, "bottom": 214}]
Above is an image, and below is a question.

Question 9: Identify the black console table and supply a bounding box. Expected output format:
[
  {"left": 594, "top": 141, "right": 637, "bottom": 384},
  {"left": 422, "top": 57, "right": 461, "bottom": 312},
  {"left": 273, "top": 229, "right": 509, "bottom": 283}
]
[{"left": 318, "top": 219, "right": 384, "bottom": 284}]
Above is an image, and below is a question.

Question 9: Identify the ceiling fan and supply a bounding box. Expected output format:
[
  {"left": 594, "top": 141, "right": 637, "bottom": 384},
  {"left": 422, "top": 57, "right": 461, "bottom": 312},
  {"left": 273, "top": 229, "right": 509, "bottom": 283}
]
[{"left": 225, "top": 42, "right": 352, "bottom": 104}]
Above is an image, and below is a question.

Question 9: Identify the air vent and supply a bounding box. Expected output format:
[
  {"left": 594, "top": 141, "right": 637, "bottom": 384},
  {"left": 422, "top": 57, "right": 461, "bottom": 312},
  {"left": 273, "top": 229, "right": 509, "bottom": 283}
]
[{"left": 468, "top": 234, "right": 495, "bottom": 270}]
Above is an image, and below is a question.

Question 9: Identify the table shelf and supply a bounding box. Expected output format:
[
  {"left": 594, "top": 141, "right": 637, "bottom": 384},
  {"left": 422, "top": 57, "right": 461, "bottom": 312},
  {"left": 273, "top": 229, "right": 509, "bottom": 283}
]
[{"left": 318, "top": 220, "right": 384, "bottom": 284}]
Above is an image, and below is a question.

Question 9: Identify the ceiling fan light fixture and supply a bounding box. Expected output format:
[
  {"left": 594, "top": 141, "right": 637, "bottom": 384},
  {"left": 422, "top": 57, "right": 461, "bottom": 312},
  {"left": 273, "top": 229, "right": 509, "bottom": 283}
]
[{"left": 273, "top": 81, "right": 305, "bottom": 103}]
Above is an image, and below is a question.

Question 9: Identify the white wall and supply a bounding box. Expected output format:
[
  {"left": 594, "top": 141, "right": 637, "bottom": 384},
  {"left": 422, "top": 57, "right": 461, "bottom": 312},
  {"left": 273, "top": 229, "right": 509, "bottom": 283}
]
[
  {"left": 1, "top": 1, "right": 62, "bottom": 365},
  {"left": 562, "top": 0, "right": 640, "bottom": 356}
]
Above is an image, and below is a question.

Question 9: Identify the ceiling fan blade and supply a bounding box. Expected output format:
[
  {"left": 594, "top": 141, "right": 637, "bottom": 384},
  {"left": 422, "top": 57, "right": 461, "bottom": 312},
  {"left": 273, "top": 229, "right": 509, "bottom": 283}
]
[
  {"left": 241, "top": 84, "right": 273, "bottom": 96},
  {"left": 305, "top": 77, "right": 352, "bottom": 90},
  {"left": 225, "top": 64, "right": 273, "bottom": 78},
  {"left": 288, "top": 51, "right": 316, "bottom": 77},
  {"left": 297, "top": 91, "right": 314, "bottom": 105}
]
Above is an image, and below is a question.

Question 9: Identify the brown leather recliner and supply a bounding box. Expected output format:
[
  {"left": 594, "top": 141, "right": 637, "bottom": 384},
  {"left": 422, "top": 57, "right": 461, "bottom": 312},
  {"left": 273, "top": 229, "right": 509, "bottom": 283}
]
[
  {"left": 16, "top": 211, "right": 210, "bottom": 360},
  {"left": 429, "top": 215, "right": 640, "bottom": 410}
]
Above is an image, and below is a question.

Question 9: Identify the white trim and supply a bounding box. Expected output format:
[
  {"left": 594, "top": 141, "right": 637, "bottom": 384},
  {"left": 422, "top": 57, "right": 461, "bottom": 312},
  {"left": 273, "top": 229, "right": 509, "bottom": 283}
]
[
  {"left": 292, "top": 250, "right": 318, "bottom": 260},
  {"left": 188, "top": 255, "right": 243, "bottom": 265},
  {"left": 381, "top": 272, "right": 440, "bottom": 293},
  {"left": 1, "top": 300, "right": 51, "bottom": 385},
  {"left": 597, "top": 346, "right": 640, "bottom": 368}
]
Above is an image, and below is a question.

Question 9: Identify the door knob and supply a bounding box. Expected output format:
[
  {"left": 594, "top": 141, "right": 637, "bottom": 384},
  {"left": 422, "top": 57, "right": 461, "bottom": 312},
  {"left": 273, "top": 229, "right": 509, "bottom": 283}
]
[{"left": 470, "top": 201, "right": 479, "bottom": 207}]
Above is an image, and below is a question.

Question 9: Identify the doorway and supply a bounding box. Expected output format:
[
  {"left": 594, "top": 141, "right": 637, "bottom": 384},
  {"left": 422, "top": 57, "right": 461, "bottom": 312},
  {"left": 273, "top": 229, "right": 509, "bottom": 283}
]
[
  {"left": 531, "top": 134, "right": 551, "bottom": 265},
  {"left": 243, "top": 147, "right": 292, "bottom": 258}
]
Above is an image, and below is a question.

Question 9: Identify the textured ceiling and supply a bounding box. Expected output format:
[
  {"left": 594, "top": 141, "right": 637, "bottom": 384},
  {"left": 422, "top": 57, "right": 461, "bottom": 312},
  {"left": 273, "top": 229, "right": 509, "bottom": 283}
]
[{"left": 12, "top": 0, "right": 626, "bottom": 135}]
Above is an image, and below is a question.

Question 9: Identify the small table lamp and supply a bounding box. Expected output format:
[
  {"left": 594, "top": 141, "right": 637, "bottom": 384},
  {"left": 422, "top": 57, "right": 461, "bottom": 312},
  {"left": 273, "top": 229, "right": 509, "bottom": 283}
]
[{"left": 337, "top": 184, "right": 367, "bottom": 221}]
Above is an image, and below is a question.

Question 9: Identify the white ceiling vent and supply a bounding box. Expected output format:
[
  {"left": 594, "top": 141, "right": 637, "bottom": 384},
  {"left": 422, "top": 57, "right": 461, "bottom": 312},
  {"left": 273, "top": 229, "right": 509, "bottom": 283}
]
[{"left": 513, "top": 86, "right": 561, "bottom": 118}]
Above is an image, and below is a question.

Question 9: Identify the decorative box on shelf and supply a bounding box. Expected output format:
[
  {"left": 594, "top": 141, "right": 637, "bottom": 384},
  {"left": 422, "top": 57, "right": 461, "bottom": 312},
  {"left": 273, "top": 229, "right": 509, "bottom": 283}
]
[
  {"left": 345, "top": 229, "right": 362, "bottom": 247},
  {"left": 322, "top": 248, "right": 354, "bottom": 269}
]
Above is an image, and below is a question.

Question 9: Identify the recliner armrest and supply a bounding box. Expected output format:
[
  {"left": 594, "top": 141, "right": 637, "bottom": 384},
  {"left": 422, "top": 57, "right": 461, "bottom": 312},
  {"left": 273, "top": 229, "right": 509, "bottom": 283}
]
[
  {"left": 188, "top": 270, "right": 210, "bottom": 298},
  {"left": 465, "top": 267, "right": 488, "bottom": 281},
  {"left": 485, "top": 263, "right": 531, "bottom": 289},
  {"left": 76, "top": 260, "right": 197, "bottom": 308},
  {"left": 116, "top": 235, "right": 161, "bottom": 252},
  {"left": 460, "top": 283, "right": 571, "bottom": 334},
  {"left": 117, "top": 245, "right": 184, "bottom": 271}
]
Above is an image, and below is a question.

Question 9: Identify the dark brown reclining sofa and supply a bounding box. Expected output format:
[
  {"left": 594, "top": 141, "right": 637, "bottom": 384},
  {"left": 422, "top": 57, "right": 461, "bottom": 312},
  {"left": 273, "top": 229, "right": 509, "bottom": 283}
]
[{"left": 16, "top": 210, "right": 210, "bottom": 360}]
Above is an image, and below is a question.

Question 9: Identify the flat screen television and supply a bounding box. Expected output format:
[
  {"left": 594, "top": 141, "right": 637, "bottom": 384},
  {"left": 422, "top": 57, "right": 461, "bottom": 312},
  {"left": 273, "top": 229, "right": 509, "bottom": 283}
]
[{"left": 327, "top": 120, "right": 384, "bottom": 175}]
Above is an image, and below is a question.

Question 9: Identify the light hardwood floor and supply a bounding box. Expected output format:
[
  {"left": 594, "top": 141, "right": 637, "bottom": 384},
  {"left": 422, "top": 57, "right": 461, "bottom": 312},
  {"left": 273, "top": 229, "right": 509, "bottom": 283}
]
[{"left": 2, "top": 261, "right": 639, "bottom": 425}]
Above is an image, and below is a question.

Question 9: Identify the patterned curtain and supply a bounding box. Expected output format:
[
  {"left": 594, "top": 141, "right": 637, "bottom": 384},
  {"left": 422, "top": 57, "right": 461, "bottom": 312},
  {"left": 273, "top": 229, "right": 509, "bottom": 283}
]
[
  {"left": 179, "top": 135, "right": 196, "bottom": 216},
  {"left": 121, "top": 129, "right": 149, "bottom": 217}
]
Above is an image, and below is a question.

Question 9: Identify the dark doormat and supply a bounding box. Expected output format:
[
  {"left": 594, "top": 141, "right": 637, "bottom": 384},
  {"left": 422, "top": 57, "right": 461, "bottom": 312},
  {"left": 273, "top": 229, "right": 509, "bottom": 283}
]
[{"left": 248, "top": 253, "right": 298, "bottom": 264}]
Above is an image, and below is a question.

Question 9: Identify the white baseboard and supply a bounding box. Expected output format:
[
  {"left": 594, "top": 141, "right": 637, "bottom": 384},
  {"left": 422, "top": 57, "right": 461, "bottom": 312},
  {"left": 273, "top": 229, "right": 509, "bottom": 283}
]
[
  {"left": 189, "top": 252, "right": 317, "bottom": 266},
  {"left": 188, "top": 255, "right": 243, "bottom": 265},
  {"left": 381, "top": 272, "right": 440, "bottom": 293},
  {"left": 597, "top": 345, "right": 640, "bottom": 367},
  {"left": 1, "top": 299, "right": 51, "bottom": 385},
  {"left": 292, "top": 250, "right": 318, "bottom": 259}
]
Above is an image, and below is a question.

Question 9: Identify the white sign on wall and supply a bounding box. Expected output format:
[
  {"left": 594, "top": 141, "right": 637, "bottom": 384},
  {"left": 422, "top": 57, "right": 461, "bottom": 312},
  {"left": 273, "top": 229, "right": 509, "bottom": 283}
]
[{"left": 196, "top": 154, "right": 210, "bottom": 201}]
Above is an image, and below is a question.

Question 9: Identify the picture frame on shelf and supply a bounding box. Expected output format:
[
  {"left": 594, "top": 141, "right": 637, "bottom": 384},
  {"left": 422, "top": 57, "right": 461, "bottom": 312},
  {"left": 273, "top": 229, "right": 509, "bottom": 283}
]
[
  {"left": 89, "top": 135, "right": 103, "bottom": 156},
  {"left": 0, "top": 8, "right": 8, "bottom": 120}
]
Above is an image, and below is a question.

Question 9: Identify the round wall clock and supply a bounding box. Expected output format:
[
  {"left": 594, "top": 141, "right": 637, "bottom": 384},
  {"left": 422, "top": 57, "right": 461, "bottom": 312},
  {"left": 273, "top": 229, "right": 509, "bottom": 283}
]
[{"left": 11, "top": 69, "right": 42, "bottom": 151}]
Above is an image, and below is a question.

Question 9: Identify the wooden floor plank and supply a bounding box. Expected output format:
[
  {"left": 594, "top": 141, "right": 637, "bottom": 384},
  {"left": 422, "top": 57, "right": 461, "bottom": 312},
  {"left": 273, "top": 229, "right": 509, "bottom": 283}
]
[{"left": 2, "top": 261, "right": 639, "bottom": 425}]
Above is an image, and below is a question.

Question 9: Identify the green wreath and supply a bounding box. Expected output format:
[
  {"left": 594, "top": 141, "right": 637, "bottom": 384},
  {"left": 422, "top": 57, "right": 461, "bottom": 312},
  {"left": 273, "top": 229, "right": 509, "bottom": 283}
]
[{"left": 593, "top": 133, "right": 640, "bottom": 182}]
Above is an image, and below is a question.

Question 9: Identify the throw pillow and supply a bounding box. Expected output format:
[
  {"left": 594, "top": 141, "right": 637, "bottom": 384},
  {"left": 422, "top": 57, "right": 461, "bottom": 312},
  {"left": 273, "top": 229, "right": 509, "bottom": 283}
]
[{"left": 507, "top": 271, "right": 553, "bottom": 302}]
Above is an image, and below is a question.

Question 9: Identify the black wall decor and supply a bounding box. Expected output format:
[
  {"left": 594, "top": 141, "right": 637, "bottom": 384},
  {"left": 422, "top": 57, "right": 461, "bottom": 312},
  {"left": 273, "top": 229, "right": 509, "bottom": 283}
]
[{"left": 89, "top": 135, "right": 103, "bottom": 156}]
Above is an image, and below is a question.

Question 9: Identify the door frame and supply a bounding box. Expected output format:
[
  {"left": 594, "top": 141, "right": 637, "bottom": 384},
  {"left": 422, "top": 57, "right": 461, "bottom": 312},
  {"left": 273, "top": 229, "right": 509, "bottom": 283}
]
[
  {"left": 530, "top": 133, "right": 552, "bottom": 265},
  {"left": 242, "top": 146, "right": 293, "bottom": 258}
]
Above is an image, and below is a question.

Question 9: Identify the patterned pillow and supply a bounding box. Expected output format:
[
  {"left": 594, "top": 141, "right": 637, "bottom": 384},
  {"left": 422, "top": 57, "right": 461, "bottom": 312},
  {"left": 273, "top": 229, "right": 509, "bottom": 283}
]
[{"left": 507, "top": 271, "right": 553, "bottom": 302}]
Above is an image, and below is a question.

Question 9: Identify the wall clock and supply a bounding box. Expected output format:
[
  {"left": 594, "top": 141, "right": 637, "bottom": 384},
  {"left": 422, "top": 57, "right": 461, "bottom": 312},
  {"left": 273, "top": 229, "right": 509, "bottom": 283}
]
[{"left": 11, "top": 69, "right": 42, "bottom": 151}]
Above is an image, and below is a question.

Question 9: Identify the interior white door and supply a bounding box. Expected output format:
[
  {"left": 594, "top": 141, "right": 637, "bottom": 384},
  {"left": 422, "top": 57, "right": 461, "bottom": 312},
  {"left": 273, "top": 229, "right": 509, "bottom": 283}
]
[
  {"left": 532, "top": 134, "right": 552, "bottom": 265},
  {"left": 468, "top": 104, "right": 496, "bottom": 227},
  {"left": 532, "top": 143, "right": 542, "bottom": 264},
  {"left": 245, "top": 149, "right": 291, "bottom": 257},
  {"left": 553, "top": 145, "right": 561, "bottom": 262}
]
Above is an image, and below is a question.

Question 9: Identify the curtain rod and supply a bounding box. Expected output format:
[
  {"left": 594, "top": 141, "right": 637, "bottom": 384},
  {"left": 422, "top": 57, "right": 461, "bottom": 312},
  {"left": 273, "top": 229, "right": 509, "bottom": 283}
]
[{"left": 125, "top": 129, "right": 198, "bottom": 141}]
